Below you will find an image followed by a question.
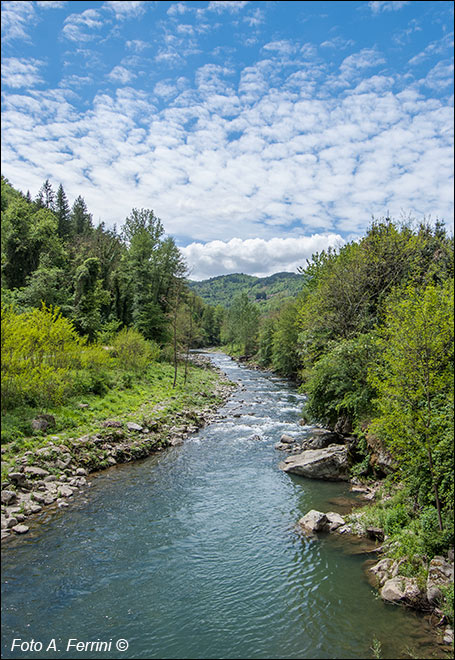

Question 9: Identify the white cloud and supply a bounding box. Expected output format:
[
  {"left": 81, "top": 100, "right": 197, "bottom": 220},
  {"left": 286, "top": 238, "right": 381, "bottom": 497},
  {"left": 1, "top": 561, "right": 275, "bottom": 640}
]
[
  {"left": 36, "top": 1, "right": 67, "bottom": 8},
  {"left": 62, "top": 8, "right": 104, "bottom": 42},
  {"left": 2, "top": 57, "right": 45, "bottom": 88},
  {"left": 1, "top": 1, "right": 36, "bottom": 42},
  {"left": 103, "top": 1, "right": 146, "bottom": 19},
  {"left": 181, "top": 234, "right": 345, "bottom": 279},
  {"left": 207, "top": 1, "right": 249, "bottom": 13},
  {"left": 2, "top": 40, "right": 453, "bottom": 256},
  {"left": 262, "top": 40, "right": 297, "bottom": 56},
  {"left": 321, "top": 36, "right": 355, "bottom": 50},
  {"left": 369, "top": 1, "right": 410, "bottom": 13},
  {"left": 107, "top": 65, "right": 136, "bottom": 84}
]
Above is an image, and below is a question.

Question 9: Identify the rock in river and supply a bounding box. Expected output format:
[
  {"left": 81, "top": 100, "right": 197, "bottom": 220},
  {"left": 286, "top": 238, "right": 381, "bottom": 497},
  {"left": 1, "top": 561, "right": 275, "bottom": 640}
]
[{"left": 279, "top": 444, "right": 350, "bottom": 481}]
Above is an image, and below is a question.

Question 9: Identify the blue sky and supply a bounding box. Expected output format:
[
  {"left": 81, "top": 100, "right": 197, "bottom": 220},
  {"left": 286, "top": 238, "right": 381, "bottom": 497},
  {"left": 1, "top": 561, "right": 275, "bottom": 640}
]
[{"left": 1, "top": 0, "right": 453, "bottom": 278}]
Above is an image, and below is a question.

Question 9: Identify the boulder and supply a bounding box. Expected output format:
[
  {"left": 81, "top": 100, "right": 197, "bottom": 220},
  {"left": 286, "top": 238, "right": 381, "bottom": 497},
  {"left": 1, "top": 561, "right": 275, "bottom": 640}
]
[
  {"left": 1, "top": 490, "right": 16, "bottom": 505},
  {"left": 12, "top": 524, "right": 29, "bottom": 534},
  {"left": 31, "top": 414, "right": 55, "bottom": 432},
  {"left": 370, "top": 558, "right": 394, "bottom": 586},
  {"left": 380, "top": 577, "right": 423, "bottom": 606},
  {"left": 279, "top": 444, "right": 350, "bottom": 481},
  {"left": 306, "top": 429, "right": 344, "bottom": 449},
  {"left": 280, "top": 434, "right": 295, "bottom": 444},
  {"left": 325, "top": 512, "right": 346, "bottom": 531},
  {"left": 102, "top": 420, "right": 123, "bottom": 428},
  {"left": 57, "top": 484, "right": 75, "bottom": 498},
  {"left": 127, "top": 422, "right": 143, "bottom": 432},
  {"left": 24, "top": 466, "right": 49, "bottom": 478},
  {"left": 334, "top": 415, "right": 353, "bottom": 435},
  {"left": 426, "top": 556, "right": 454, "bottom": 605},
  {"left": 298, "top": 510, "right": 328, "bottom": 533},
  {"left": 7, "top": 472, "right": 28, "bottom": 488},
  {"left": 365, "top": 432, "right": 395, "bottom": 474}
]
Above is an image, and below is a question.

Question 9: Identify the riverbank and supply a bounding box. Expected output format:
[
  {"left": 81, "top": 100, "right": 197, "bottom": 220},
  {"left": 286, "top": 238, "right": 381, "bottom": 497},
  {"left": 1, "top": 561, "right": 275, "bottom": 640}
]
[
  {"left": 1, "top": 354, "right": 236, "bottom": 540},
  {"left": 276, "top": 428, "right": 454, "bottom": 651}
]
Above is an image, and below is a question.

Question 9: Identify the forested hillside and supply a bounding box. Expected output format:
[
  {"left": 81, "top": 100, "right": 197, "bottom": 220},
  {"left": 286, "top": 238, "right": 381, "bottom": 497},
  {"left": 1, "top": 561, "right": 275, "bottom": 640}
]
[{"left": 188, "top": 272, "right": 304, "bottom": 309}]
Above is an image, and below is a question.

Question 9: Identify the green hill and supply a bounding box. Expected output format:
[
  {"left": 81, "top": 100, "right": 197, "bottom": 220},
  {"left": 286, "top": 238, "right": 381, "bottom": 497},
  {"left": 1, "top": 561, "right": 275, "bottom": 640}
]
[{"left": 188, "top": 272, "right": 304, "bottom": 309}]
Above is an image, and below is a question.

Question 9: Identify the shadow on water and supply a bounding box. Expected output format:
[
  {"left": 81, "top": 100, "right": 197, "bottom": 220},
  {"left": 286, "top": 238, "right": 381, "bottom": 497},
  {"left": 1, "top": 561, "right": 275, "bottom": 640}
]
[{"left": 1, "top": 353, "right": 446, "bottom": 659}]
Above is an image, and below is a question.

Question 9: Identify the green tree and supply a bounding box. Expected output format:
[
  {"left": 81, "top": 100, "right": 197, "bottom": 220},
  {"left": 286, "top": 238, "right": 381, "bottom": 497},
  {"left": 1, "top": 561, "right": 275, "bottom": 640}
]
[
  {"left": 55, "top": 184, "right": 71, "bottom": 239},
  {"left": 224, "top": 292, "right": 260, "bottom": 355},
  {"left": 369, "top": 281, "right": 454, "bottom": 529},
  {"left": 73, "top": 257, "right": 109, "bottom": 341},
  {"left": 71, "top": 196, "right": 93, "bottom": 235},
  {"left": 36, "top": 179, "right": 55, "bottom": 210},
  {"left": 272, "top": 301, "right": 300, "bottom": 378},
  {"left": 122, "top": 209, "right": 186, "bottom": 342}
]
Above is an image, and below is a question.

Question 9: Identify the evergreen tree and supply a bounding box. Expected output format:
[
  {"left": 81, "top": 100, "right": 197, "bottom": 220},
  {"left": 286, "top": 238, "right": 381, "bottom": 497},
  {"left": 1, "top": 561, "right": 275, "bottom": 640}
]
[
  {"left": 55, "top": 184, "right": 71, "bottom": 239},
  {"left": 36, "top": 179, "right": 55, "bottom": 210},
  {"left": 71, "top": 196, "right": 93, "bottom": 235}
]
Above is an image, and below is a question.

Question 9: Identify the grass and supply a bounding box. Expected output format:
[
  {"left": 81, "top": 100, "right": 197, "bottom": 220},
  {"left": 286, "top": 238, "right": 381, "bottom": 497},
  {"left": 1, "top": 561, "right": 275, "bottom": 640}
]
[{"left": 1, "top": 359, "right": 231, "bottom": 480}]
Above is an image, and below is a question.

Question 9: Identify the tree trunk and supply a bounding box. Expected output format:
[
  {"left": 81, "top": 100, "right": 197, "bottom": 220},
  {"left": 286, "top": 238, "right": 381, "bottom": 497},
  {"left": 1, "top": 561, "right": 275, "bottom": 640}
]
[{"left": 427, "top": 446, "right": 443, "bottom": 531}]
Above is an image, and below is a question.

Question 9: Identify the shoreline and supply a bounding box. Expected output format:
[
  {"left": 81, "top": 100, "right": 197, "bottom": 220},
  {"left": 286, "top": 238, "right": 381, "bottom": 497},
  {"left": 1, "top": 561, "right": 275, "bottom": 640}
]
[{"left": 1, "top": 354, "right": 236, "bottom": 542}]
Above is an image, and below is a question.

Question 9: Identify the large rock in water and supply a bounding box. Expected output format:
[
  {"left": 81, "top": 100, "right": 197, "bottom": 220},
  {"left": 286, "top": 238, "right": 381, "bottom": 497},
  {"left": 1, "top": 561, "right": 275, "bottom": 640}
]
[{"left": 279, "top": 444, "right": 350, "bottom": 481}]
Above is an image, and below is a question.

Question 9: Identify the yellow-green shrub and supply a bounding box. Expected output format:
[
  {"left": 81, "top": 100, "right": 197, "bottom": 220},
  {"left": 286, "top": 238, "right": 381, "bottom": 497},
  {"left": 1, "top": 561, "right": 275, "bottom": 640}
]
[
  {"left": 111, "top": 327, "right": 160, "bottom": 372},
  {"left": 1, "top": 304, "right": 83, "bottom": 410}
]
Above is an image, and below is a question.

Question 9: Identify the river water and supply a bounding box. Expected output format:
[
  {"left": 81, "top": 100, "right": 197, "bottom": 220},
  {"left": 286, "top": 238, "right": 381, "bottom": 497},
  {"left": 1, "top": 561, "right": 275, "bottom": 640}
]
[{"left": 1, "top": 353, "right": 441, "bottom": 659}]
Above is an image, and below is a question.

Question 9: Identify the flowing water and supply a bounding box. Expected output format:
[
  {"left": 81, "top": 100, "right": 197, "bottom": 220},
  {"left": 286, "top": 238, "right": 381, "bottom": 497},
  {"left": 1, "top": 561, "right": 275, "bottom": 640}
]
[{"left": 1, "top": 353, "right": 442, "bottom": 659}]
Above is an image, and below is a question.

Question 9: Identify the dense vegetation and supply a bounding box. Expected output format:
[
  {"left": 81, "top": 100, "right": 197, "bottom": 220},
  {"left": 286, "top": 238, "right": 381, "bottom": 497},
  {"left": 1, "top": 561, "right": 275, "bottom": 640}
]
[
  {"left": 221, "top": 217, "right": 454, "bottom": 591},
  {"left": 2, "top": 175, "right": 454, "bottom": 583},
  {"left": 189, "top": 271, "right": 304, "bottom": 310}
]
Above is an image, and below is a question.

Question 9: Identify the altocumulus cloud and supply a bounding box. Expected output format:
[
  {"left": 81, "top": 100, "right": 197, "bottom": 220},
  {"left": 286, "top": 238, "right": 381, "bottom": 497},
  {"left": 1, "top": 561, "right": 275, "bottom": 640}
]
[{"left": 181, "top": 234, "right": 344, "bottom": 280}]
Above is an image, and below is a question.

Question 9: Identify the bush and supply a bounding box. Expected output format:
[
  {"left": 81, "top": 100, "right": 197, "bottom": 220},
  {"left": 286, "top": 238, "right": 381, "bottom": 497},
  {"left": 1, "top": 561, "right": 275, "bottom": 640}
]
[
  {"left": 1, "top": 303, "right": 82, "bottom": 410},
  {"left": 111, "top": 327, "right": 160, "bottom": 372},
  {"left": 419, "top": 507, "right": 454, "bottom": 557}
]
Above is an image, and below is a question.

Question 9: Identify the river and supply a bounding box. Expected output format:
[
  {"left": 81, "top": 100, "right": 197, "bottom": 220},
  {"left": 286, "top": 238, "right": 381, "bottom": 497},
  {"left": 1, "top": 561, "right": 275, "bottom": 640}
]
[{"left": 1, "top": 353, "right": 441, "bottom": 659}]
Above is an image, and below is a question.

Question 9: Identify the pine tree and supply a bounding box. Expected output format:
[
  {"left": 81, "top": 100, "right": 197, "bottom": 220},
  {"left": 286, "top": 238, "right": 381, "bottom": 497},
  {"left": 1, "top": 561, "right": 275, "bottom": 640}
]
[
  {"left": 36, "top": 179, "right": 55, "bottom": 210},
  {"left": 70, "top": 196, "right": 93, "bottom": 235},
  {"left": 55, "top": 184, "right": 71, "bottom": 239}
]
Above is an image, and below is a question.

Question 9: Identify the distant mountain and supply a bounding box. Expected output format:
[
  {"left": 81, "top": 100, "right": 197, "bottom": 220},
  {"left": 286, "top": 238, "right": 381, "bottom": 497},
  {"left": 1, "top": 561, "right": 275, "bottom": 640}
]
[{"left": 188, "top": 271, "right": 304, "bottom": 309}]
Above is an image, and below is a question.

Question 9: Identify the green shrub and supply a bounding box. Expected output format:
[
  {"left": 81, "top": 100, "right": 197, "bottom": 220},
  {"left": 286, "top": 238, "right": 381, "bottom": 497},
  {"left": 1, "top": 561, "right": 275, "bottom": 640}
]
[
  {"left": 419, "top": 507, "right": 454, "bottom": 557},
  {"left": 111, "top": 327, "right": 160, "bottom": 372},
  {"left": 1, "top": 303, "right": 82, "bottom": 410},
  {"left": 383, "top": 503, "right": 410, "bottom": 535}
]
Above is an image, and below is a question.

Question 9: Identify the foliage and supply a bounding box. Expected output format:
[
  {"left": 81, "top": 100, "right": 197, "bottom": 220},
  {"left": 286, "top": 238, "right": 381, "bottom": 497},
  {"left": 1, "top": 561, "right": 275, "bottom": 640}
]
[
  {"left": 189, "top": 271, "right": 304, "bottom": 310},
  {"left": 271, "top": 301, "right": 300, "bottom": 378},
  {"left": 223, "top": 292, "right": 260, "bottom": 355},
  {"left": 302, "top": 333, "right": 378, "bottom": 429},
  {"left": 369, "top": 281, "right": 454, "bottom": 526},
  {"left": 111, "top": 327, "right": 160, "bottom": 373},
  {"left": 1, "top": 304, "right": 82, "bottom": 410}
]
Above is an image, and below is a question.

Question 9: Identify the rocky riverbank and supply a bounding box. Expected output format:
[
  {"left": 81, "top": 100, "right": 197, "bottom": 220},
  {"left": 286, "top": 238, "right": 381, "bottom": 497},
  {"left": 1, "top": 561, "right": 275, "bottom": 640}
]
[
  {"left": 1, "top": 355, "right": 236, "bottom": 541},
  {"left": 277, "top": 428, "right": 454, "bottom": 649}
]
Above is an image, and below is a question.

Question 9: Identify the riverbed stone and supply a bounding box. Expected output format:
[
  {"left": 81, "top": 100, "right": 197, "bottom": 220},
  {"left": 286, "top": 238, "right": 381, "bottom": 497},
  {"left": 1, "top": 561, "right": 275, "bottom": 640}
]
[
  {"left": 57, "top": 484, "right": 75, "bottom": 498},
  {"left": 7, "top": 472, "right": 29, "bottom": 488},
  {"left": 1, "top": 490, "right": 16, "bottom": 505},
  {"left": 280, "top": 434, "right": 295, "bottom": 444},
  {"left": 298, "top": 510, "right": 328, "bottom": 533},
  {"left": 24, "top": 466, "right": 49, "bottom": 478},
  {"left": 31, "top": 414, "right": 55, "bottom": 432},
  {"left": 279, "top": 444, "right": 350, "bottom": 481},
  {"left": 127, "top": 422, "right": 143, "bottom": 432},
  {"left": 380, "top": 576, "right": 423, "bottom": 606},
  {"left": 426, "top": 556, "right": 454, "bottom": 605},
  {"left": 12, "top": 524, "right": 29, "bottom": 534},
  {"left": 325, "top": 512, "right": 346, "bottom": 531}
]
